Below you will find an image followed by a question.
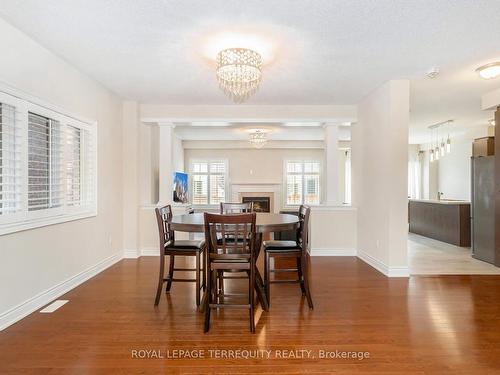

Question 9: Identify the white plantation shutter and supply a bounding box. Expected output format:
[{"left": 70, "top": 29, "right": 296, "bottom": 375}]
[
  {"left": 304, "top": 174, "right": 320, "bottom": 204},
  {"left": 81, "top": 127, "right": 96, "bottom": 209},
  {"left": 0, "top": 88, "right": 98, "bottom": 235},
  {"left": 0, "top": 96, "right": 24, "bottom": 217},
  {"left": 191, "top": 160, "right": 227, "bottom": 205},
  {"left": 285, "top": 161, "right": 321, "bottom": 205},
  {"left": 192, "top": 174, "right": 208, "bottom": 204},
  {"left": 286, "top": 174, "right": 302, "bottom": 205},
  {"left": 65, "top": 124, "right": 96, "bottom": 209},
  {"left": 209, "top": 161, "right": 226, "bottom": 204},
  {"left": 210, "top": 174, "right": 225, "bottom": 204},
  {"left": 27, "top": 112, "right": 64, "bottom": 212},
  {"left": 65, "top": 125, "right": 81, "bottom": 206},
  {"left": 192, "top": 162, "right": 208, "bottom": 204}
]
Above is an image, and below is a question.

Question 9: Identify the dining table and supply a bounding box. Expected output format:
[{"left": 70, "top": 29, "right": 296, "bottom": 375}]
[{"left": 170, "top": 212, "right": 300, "bottom": 311}]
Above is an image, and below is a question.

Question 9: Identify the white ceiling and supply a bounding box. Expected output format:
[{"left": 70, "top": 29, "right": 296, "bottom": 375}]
[{"left": 1, "top": 0, "right": 500, "bottom": 143}]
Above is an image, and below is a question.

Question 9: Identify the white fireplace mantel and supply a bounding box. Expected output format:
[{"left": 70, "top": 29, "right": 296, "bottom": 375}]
[{"left": 230, "top": 183, "right": 282, "bottom": 213}]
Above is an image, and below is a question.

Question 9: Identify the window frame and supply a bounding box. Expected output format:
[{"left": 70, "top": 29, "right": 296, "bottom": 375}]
[
  {"left": 189, "top": 159, "right": 229, "bottom": 207},
  {"left": 283, "top": 159, "right": 322, "bottom": 208},
  {"left": 0, "top": 92, "right": 27, "bottom": 225},
  {"left": 0, "top": 87, "right": 97, "bottom": 236}
]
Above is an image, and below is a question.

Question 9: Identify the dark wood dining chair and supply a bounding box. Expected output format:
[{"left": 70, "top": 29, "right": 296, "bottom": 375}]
[
  {"left": 217, "top": 201, "right": 254, "bottom": 295},
  {"left": 154, "top": 205, "right": 205, "bottom": 306},
  {"left": 263, "top": 205, "right": 313, "bottom": 309},
  {"left": 220, "top": 202, "right": 254, "bottom": 214},
  {"left": 204, "top": 212, "right": 257, "bottom": 333}
]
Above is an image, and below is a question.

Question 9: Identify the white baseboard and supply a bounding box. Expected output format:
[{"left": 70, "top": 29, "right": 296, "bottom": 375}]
[
  {"left": 0, "top": 252, "right": 122, "bottom": 331},
  {"left": 357, "top": 250, "right": 409, "bottom": 277},
  {"left": 123, "top": 249, "right": 140, "bottom": 259},
  {"left": 310, "top": 247, "right": 357, "bottom": 256}
]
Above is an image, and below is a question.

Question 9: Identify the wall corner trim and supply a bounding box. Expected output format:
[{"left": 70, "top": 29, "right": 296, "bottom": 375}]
[
  {"left": 0, "top": 252, "right": 122, "bottom": 331},
  {"left": 357, "top": 250, "right": 409, "bottom": 278}
]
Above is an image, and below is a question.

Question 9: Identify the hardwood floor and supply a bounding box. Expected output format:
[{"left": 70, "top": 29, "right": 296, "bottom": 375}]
[{"left": 1, "top": 256, "right": 500, "bottom": 374}]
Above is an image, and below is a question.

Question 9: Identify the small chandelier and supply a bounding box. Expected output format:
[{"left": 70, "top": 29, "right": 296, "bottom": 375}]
[
  {"left": 216, "top": 48, "right": 262, "bottom": 103},
  {"left": 248, "top": 130, "right": 267, "bottom": 148},
  {"left": 429, "top": 120, "right": 453, "bottom": 163}
]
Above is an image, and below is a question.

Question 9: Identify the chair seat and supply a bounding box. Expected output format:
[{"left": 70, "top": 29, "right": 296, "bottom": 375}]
[
  {"left": 263, "top": 240, "right": 300, "bottom": 251},
  {"left": 166, "top": 240, "right": 205, "bottom": 250}
]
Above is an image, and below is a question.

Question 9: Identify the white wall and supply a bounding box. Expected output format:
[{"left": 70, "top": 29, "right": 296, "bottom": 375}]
[
  {"left": 140, "top": 104, "right": 357, "bottom": 123},
  {"left": 183, "top": 147, "right": 326, "bottom": 213},
  {"left": 436, "top": 137, "right": 472, "bottom": 200},
  {"left": 173, "top": 134, "right": 184, "bottom": 173},
  {"left": 352, "top": 80, "right": 410, "bottom": 276},
  {"left": 184, "top": 147, "right": 325, "bottom": 194},
  {"left": 0, "top": 18, "right": 123, "bottom": 327},
  {"left": 419, "top": 126, "right": 490, "bottom": 201}
]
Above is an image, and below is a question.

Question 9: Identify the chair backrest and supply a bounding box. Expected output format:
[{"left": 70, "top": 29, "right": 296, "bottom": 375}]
[
  {"left": 155, "top": 205, "right": 174, "bottom": 249},
  {"left": 220, "top": 202, "right": 254, "bottom": 214},
  {"left": 297, "top": 205, "right": 311, "bottom": 252},
  {"left": 204, "top": 212, "right": 256, "bottom": 262}
]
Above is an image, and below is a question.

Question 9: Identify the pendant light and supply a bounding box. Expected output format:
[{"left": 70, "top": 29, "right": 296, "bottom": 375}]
[
  {"left": 435, "top": 127, "right": 440, "bottom": 160},
  {"left": 428, "top": 120, "right": 453, "bottom": 162}
]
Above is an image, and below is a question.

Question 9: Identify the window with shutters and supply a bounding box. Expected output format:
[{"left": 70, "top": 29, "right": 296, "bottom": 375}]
[
  {"left": 190, "top": 160, "right": 227, "bottom": 205},
  {"left": 0, "top": 94, "right": 24, "bottom": 221},
  {"left": 285, "top": 160, "right": 321, "bottom": 206},
  {"left": 0, "top": 89, "right": 97, "bottom": 235},
  {"left": 27, "top": 112, "right": 63, "bottom": 212}
]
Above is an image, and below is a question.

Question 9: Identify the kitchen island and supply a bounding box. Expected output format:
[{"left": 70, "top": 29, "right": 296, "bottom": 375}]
[{"left": 409, "top": 199, "right": 471, "bottom": 247}]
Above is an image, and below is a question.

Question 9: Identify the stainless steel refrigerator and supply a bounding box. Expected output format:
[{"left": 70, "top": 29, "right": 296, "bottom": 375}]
[{"left": 471, "top": 156, "right": 495, "bottom": 264}]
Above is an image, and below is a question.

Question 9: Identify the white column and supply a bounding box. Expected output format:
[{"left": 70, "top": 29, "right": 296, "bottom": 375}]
[
  {"left": 324, "top": 123, "right": 341, "bottom": 205},
  {"left": 158, "top": 123, "right": 174, "bottom": 205},
  {"left": 138, "top": 123, "right": 152, "bottom": 205},
  {"left": 352, "top": 80, "right": 410, "bottom": 277},
  {"left": 122, "top": 101, "right": 140, "bottom": 258}
]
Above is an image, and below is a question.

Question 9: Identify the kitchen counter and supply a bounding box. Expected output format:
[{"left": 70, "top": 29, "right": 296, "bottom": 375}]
[
  {"left": 409, "top": 199, "right": 471, "bottom": 247},
  {"left": 409, "top": 199, "right": 471, "bottom": 205}
]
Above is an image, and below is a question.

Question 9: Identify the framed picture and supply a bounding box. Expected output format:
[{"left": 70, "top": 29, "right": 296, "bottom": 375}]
[{"left": 173, "top": 172, "right": 189, "bottom": 204}]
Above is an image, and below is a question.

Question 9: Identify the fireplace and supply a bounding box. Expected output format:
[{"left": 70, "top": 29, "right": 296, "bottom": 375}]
[
  {"left": 242, "top": 196, "right": 271, "bottom": 213},
  {"left": 231, "top": 184, "right": 280, "bottom": 213}
]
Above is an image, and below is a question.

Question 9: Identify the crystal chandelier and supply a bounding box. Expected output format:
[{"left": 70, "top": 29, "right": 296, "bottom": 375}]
[
  {"left": 248, "top": 130, "right": 267, "bottom": 148},
  {"left": 216, "top": 48, "right": 262, "bottom": 103}
]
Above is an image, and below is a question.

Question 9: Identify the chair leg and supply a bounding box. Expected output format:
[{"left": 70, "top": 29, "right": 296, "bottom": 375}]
[
  {"left": 264, "top": 251, "right": 271, "bottom": 308},
  {"left": 301, "top": 254, "right": 314, "bottom": 310},
  {"left": 204, "top": 268, "right": 213, "bottom": 333},
  {"left": 297, "top": 256, "right": 306, "bottom": 295},
  {"left": 249, "top": 262, "right": 255, "bottom": 333},
  {"left": 195, "top": 251, "right": 201, "bottom": 306},
  {"left": 166, "top": 255, "right": 175, "bottom": 292},
  {"left": 218, "top": 271, "right": 224, "bottom": 302},
  {"left": 154, "top": 254, "right": 165, "bottom": 306},
  {"left": 202, "top": 249, "right": 206, "bottom": 291}
]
